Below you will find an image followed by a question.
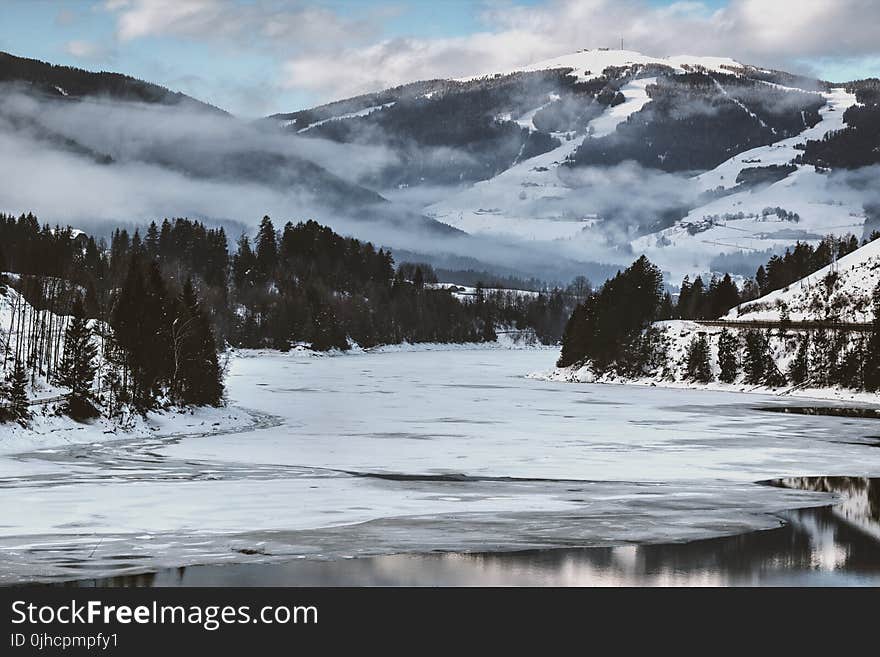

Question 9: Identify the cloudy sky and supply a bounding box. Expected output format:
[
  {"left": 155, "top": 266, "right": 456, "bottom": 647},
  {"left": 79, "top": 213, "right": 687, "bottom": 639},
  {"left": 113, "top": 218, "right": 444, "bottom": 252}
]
[{"left": 3, "top": 0, "right": 879, "bottom": 117}]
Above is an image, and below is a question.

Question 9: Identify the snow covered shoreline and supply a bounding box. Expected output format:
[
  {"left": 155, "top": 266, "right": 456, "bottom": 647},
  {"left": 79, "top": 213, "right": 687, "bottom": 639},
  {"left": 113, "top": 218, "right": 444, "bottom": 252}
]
[
  {"left": 0, "top": 339, "right": 551, "bottom": 455},
  {"left": 530, "top": 365, "right": 880, "bottom": 407},
  {"left": 0, "top": 404, "right": 261, "bottom": 457}
]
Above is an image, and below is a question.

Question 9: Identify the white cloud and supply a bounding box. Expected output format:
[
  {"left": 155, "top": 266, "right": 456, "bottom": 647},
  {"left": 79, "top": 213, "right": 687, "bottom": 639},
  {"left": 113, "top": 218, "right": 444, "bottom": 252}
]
[
  {"left": 103, "top": 0, "right": 382, "bottom": 48},
  {"left": 281, "top": 0, "right": 880, "bottom": 101},
  {"left": 95, "top": 0, "right": 880, "bottom": 108},
  {"left": 64, "top": 40, "right": 111, "bottom": 61}
]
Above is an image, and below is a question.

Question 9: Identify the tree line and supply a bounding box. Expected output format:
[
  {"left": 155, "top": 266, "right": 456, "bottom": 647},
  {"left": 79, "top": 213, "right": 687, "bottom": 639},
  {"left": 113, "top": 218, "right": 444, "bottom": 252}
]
[
  {"left": 557, "top": 234, "right": 880, "bottom": 392},
  {"left": 228, "top": 217, "right": 578, "bottom": 350},
  {"left": 1, "top": 214, "right": 224, "bottom": 423},
  {"left": 659, "top": 234, "right": 866, "bottom": 321},
  {"left": 1, "top": 212, "right": 587, "bottom": 423}
]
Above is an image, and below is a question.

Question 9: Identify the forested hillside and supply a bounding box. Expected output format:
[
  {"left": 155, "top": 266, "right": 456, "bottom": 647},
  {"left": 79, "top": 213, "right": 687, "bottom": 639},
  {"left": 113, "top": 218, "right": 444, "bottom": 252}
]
[
  {"left": 569, "top": 72, "right": 825, "bottom": 171},
  {"left": 0, "top": 214, "right": 224, "bottom": 422},
  {"left": 555, "top": 233, "right": 880, "bottom": 393},
  {"left": 0, "top": 50, "right": 224, "bottom": 112},
  {"left": 796, "top": 78, "right": 880, "bottom": 169}
]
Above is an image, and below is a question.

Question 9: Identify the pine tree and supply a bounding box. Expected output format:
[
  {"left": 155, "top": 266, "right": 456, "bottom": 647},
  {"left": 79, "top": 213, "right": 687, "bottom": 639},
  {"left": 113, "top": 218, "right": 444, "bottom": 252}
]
[
  {"left": 57, "top": 296, "right": 99, "bottom": 419},
  {"left": 172, "top": 279, "right": 224, "bottom": 406},
  {"left": 742, "top": 330, "right": 786, "bottom": 388},
  {"left": 809, "top": 327, "right": 831, "bottom": 387},
  {"left": 657, "top": 292, "right": 675, "bottom": 320},
  {"left": 717, "top": 328, "right": 739, "bottom": 383},
  {"left": 112, "top": 257, "right": 171, "bottom": 411},
  {"left": 557, "top": 301, "right": 592, "bottom": 367},
  {"left": 5, "top": 360, "right": 30, "bottom": 422},
  {"left": 864, "top": 282, "right": 880, "bottom": 390},
  {"left": 685, "top": 334, "right": 713, "bottom": 382},
  {"left": 676, "top": 276, "right": 691, "bottom": 319},
  {"left": 755, "top": 265, "right": 768, "bottom": 294},
  {"left": 144, "top": 221, "right": 160, "bottom": 260},
  {"left": 232, "top": 234, "right": 256, "bottom": 289},
  {"left": 788, "top": 334, "right": 810, "bottom": 385},
  {"left": 255, "top": 216, "right": 278, "bottom": 283},
  {"left": 743, "top": 330, "right": 769, "bottom": 385}
]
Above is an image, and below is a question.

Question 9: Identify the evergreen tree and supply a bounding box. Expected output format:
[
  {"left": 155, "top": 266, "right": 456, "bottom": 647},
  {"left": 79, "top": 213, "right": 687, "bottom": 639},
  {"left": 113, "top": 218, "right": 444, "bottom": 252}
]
[
  {"left": 657, "top": 292, "right": 675, "bottom": 320},
  {"left": 255, "top": 216, "right": 278, "bottom": 283},
  {"left": 676, "top": 276, "right": 691, "bottom": 319},
  {"left": 788, "top": 334, "right": 810, "bottom": 385},
  {"left": 742, "top": 330, "right": 786, "bottom": 387},
  {"left": 717, "top": 329, "right": 740, "bottom": 383},
  {"left": 743, "top": 330, "right": 769, "bottom": 385},
  {"left": 57, "top": 296, "right": 99, "bottom": 418},
  {"left": 755, "top": 265, "right": 768, "bottom": 295},
  {"left": 172, "top": 279, "right": 224, "bottom": 406},
  {"left": 232, "top": 234, "right": 256, "bottom": 289},
  {"left": 144, "top": 221, "right": 160, "bottom": 260},
  {"left": 684, "top": 276, "right": 705, "bottom": 319},
  {"left": 5, "top": 360, "right": 30, "bottom": 422},
  {"left": 112, "top": 257, "right": 170, "bottom": 411},
  {"left": 709, "top": 274, "right": 740, "bottom": 318},
  {"left": 685, "top": 334, "right": 713, "bottom": 382},
  {"left": 809, "top": 328, "right": 831, "bottom": 387},
  {"left": 864, "top": 282, "right": 880, "bottom": 391},
  {"left": 558, "top": 256, "right": 663, "bottom": 370}
]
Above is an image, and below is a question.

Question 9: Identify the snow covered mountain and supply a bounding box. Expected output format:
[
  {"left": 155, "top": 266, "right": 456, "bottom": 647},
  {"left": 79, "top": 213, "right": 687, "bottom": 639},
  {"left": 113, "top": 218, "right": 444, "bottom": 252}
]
[
  {"left": 278, "top": 48, "right": 879, "bottom": 282},
  {"left": 2, "top": 47, "right": 877, "bottom": 286}
]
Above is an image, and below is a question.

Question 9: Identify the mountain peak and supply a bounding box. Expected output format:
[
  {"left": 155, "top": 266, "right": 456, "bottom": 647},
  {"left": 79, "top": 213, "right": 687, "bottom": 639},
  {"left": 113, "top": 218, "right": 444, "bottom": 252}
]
[{"left": 461, "top": 48, "right": 747, "bottom": 84}]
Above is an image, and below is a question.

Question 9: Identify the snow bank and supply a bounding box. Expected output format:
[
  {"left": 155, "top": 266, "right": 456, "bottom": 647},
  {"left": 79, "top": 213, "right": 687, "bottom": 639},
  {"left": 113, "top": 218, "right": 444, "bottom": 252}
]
[{"left": 0, "top": 404, "right": 257, "bottom": 456}]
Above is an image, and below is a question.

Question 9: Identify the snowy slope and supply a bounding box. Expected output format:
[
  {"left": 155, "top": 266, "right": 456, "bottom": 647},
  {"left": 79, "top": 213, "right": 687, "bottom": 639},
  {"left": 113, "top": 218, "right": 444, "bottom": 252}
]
[
  {"left": 631, "top": 87, "right": 863, "bottom": 281},
  {"left": 694, "top": 87, "right": 856, "bottom": 192},
  {"left": 542, "top": 317, "right": 880, "bottom": 402},
  {"left": 428, "top": 52, "right": 864, "bottom": 279},
  {"left": 289, "top": 102, "right": 396, "bottom": 133},
  {"left": 425, "top": 77, "right": 656, "bottom": 240},
  {"left": 587, "top": 76, "right": 656, "bottom": 138},
  {"left": 726, "top": 236, "right": 880, "bottom": 323},
  {"left": 544, "top": 236, "right": 880, "bottom": 395}
]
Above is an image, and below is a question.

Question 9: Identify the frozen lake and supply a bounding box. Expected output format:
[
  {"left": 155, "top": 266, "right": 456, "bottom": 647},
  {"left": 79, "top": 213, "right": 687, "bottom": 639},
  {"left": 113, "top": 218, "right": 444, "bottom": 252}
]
[{"left": 2, "top": 348, "right": 880, "bottom": 585}]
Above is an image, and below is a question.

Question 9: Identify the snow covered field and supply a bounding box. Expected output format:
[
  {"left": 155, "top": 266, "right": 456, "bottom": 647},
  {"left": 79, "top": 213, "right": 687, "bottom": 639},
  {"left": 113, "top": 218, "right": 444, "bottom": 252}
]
[{"left": 1, "top": 347, "right": 879, "bottom": 583}]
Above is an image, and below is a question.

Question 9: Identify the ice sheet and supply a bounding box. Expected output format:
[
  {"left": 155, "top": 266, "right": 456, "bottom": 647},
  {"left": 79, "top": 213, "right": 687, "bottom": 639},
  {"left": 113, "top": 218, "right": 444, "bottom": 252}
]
[{"left": 1, "top": 348, "right": 879, "bottom": 583}]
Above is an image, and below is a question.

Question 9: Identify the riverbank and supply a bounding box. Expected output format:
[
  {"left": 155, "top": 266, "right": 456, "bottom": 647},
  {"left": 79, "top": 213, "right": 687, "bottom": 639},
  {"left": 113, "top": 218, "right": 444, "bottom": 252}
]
[
  {"left": 530, "top": 364, "right": 880, "bottom": 407},
  {"left": 0, "top": 404, "right": 258, "bottom": 457}
]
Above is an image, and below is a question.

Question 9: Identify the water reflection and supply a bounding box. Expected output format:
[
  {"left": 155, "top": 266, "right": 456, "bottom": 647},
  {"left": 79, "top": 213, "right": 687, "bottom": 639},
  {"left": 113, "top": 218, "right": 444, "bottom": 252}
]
[
  {"left": 757, "top": 406, "right": 880, "bottom": 420},
  {"left": 63, "top": 477, "right": 880, "bottom": 587}
]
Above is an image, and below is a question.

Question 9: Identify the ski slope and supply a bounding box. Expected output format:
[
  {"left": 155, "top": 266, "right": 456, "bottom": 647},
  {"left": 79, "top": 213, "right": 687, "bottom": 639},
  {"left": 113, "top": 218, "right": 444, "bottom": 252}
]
[
  {"left": 631, "top": 87, "right": 863, "bottom": 280},
  {"left": 425, "top": 78, "right": 656, "bottom": 240}
]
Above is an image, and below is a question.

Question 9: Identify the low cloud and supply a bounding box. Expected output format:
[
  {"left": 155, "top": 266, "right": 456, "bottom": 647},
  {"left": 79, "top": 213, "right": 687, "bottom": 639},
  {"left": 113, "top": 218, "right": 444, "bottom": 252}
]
[{"left": 0, "top": 86, "right": 619, "bottom": 282}]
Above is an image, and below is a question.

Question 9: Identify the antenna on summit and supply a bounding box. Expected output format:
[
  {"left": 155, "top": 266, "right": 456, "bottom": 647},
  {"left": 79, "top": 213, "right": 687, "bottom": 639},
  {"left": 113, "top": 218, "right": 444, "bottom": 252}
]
[{"left": 620, "top": 36, "right": 624, "bottom": 50}]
